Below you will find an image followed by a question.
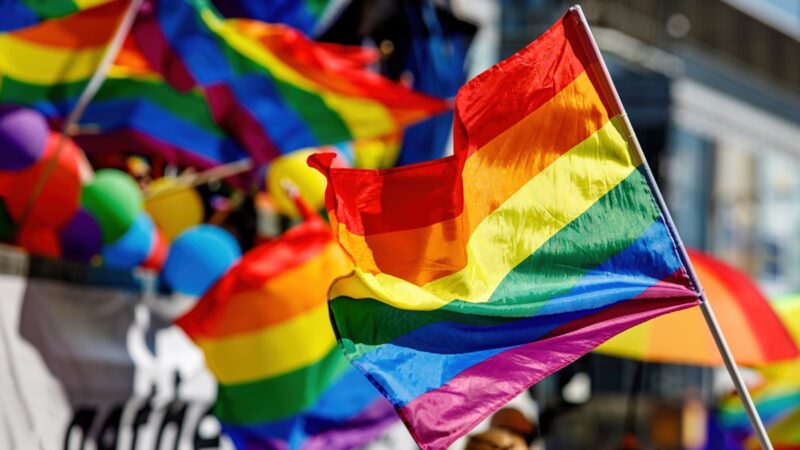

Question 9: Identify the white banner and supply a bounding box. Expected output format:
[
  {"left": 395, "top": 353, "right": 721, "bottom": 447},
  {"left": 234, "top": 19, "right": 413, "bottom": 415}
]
[{"left": 0, "top": 251, "right": 234, "bottom": 450}]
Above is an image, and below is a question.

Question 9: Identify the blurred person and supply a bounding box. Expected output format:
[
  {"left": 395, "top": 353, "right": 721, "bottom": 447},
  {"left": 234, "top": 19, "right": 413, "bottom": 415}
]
[
  {"left": 490, "top": 407, "right": 544, "bottom": 450},
  {"left": 465, "top": 427, "right": 528, "bottom": 450},
  {"left": 614, "top": 432, "right": 643, "bottom": 450}
]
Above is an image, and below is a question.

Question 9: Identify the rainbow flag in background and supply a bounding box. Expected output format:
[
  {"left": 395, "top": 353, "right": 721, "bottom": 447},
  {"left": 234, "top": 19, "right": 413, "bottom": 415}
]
[
  {"left": 719, "top": 294, "right": 800, "bottom": 442},
  {"left": 747, "top": 407, "right": 800, "bottom": 450},
  {"left": 719, "top": 383, "right": 800, "bottom": 441},
  {"left": 0, "top": 3, "right": 251, "bottom": 169},
  {"left": 596, "top": 248, "right": 798, "bottom": 366},
  {"left": 176, "top": 206, "right": 397, "bottom": 450},
  {"left": 132, "top": 0, "right": 448, "bottom": 163},
  {"left": 310, "top": 9, "right": 702, "bottom": 450},
  {"left": 0, "top": 0, "right": 115, "bottom": 32},
  {"left": 76, "top": 38, "right": 250, "bottom": 168},
  {"left": 0, "top": 1, "right": 123, "bottom": 91}
]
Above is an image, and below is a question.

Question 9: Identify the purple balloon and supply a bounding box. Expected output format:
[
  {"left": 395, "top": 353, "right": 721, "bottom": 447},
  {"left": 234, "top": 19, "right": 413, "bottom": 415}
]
[
  {"left": 0, "top": 105, "right": 48, "bottom": 171},
  {"left": 58, "top": 209, "right": 102, "bottom": 263}
]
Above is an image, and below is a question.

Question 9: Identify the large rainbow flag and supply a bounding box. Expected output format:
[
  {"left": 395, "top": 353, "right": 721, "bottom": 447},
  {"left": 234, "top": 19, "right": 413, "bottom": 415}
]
[
  {"left": 0, "top": 2, "right": 251, "bottom": 168},
  {"left": 176, "top": 204, "right": 397, "bottom": 450},
  {"left": 309, "top": 9, "right": 702, "bottom": 449},
  {"left": 132, "top": 0, "right": 448, "bottom": 161},
  {"left": 0, "top": 0, "right": 114, "bottom": 32}
]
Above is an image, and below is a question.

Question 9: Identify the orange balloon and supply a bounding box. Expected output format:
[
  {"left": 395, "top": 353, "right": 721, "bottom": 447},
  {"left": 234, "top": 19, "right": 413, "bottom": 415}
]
[
  {"left": 3, "top": 132, "right": 84, "bottom": 229},
  {"left": 16, "top": 226, "right": 61, "bottom": 259}
]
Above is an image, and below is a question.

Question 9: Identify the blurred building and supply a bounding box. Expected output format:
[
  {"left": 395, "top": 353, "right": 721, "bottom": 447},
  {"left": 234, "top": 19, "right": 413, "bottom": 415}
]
[
  {"left": 499, "top": 0, "right": 800, "bottom": 448},
  {"left": 503, "top": 0, "right": 800, "bottom": 294}
]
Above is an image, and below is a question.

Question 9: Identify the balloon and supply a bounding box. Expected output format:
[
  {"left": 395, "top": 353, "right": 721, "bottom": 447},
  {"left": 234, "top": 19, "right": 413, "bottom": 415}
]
[
  {"left": 16, "top": 226, "right": 61, "bottom": 259},
  {"left": 141, "top": 227, "right": 168, "bottom": 271},
  {"left": 162, "top": 225, "right": 240, "bottom": 296},
  {"left": 0, "top": 106, "right": 48, "bottom": 171},
  {"left": 101, "top": 213, "right": 154, "bottom": 269},
  {"left": 3, "top": 131, "right": 83, "bottom": 229},
  {"left": 144, "top": 177, "right": 204, "bottom": 241},
  {"left": 58, "top": 209, "right": 102, "bottom": 263},
  {"left": 81, "top": 169, "right": 143, "bottom": 244},
  {"left": 267, "top": 150, "right": 348, "bottom": 218}
]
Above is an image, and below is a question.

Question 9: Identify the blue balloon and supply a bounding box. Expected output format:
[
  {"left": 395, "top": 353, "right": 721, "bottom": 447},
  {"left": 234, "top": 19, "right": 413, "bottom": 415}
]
[
  {"left": 101, "top": 213, "right": 154, "bottom": 269},
  {"left": 162, "top": 225, "right": 240, "bottom": 297}
]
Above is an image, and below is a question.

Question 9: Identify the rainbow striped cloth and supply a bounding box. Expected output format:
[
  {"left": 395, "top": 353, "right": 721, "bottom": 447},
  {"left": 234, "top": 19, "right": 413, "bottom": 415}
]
[
  {"left": 176, "top": 207, "right": 397, "bottom": 450},
  {"left": 747, "top": 408, "right": 800, "bottom": 450},
  {"left": 309, "top": 9, "right": 702, "bottom": 449},
  {"left": 0, "top": 3, "right": 250, "bottom": 168},
  {"left": 132, "top": 0, "right": 448, "bottom": 162},
  {"left": 0, "top": 0, "right": 114, "bottom": 32},
  {"left": 719, "top": 294, "right": 800, "bottom": 438}
]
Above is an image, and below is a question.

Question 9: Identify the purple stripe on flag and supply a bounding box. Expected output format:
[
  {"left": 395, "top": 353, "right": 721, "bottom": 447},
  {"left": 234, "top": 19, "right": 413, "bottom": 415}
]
[
  {"left": 303, "top": 398, "right": 398, "bottom": 450},
  {"left": 223, "top": 398, "right": 396, "bottom": 450}
]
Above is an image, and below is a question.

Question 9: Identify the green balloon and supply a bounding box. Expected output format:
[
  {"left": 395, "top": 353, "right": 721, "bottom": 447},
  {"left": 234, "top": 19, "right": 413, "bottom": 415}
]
[{"left": 81, "top": 169, "right": 143, "bottom": 244}]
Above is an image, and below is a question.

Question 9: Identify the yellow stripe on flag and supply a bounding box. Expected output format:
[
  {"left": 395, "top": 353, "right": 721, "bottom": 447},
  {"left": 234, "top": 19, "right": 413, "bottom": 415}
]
[
  {"left": 0, "top": 36, "right": 105, "bottom": 84},
  {"left": 330, "top": 117, "right": 638, "bottom": 310},
  {"left": 322, "top": 93, "right": 395, "bottom": 139},
  {"left": 73, "top": 0, "right": 114, "bottom": 8},
  {"left": 196, "top": 303, "right": 336, "bottom": 384},
  {"left": 332, "top": 72, "right": 613, "bottom": 279}
]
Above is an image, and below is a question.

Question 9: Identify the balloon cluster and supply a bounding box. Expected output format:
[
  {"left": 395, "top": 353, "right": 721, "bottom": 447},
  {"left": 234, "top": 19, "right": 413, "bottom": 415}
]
[
  {"left": 264, "top": 147, "right": 350, "bottom": 218},
  {"left": 0, "top": 107, "right": 241, "bottom": 297}
]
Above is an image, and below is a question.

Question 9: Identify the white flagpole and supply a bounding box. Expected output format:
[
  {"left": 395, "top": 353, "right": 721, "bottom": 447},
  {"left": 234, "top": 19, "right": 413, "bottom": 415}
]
[{"left": 568, "top": 5, "right": 774, "bottom": 449}]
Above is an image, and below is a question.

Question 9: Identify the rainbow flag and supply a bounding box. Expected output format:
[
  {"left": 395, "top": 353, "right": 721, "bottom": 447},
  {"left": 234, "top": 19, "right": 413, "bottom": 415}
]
[
  {"left": 132, "top": 0, "right": 448, "bottom": 162},
  {"left": 176, "top": 206, "right": 397, "bottom": 450},
  {"left": 0, "top": 1, "right": 123, "bottom": 91},
  {"left": 748, "top": 408, "right": 800, "bottom": 450},
  {"left": 719, "top": 384, "right": 800, "bottom": 440},
  {"left": 78, "top": 38, "right": 251, "bottom": 167},
  {"left": 719, "top": 294, "right": 800, "bottom": 440},
  {"left": 0, "top": 3, "right": 251, "bottom": 168},
  {"left": 0, "top": 0, "right": 114, "bottom": 32},
  {"left": 309, "top": 9, "right": 702, "bottom": 449}
]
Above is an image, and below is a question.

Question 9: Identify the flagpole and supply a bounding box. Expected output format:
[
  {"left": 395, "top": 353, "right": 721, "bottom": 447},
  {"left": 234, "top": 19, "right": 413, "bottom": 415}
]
[
  {"left": 13, "top": 0, "right": 144, "bottom": 234},
  {"left": 568, "top": 5, "right": 774, "bottom": 449}
]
